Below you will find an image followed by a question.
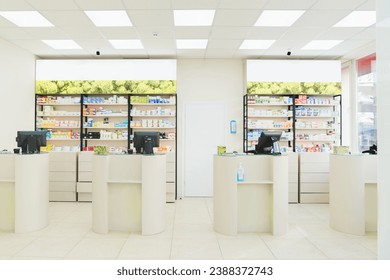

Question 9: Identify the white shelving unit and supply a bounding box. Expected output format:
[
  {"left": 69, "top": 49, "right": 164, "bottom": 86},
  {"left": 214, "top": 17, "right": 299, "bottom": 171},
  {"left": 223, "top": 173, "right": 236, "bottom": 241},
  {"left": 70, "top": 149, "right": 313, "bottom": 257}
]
[
  {"left": 82, "top": 95, "right": 129, "bottom": 153},
  {"left": 36, "top": 93, "right": 177, "bottom": 202},
  {"left": 35, "top": 95, "right": 81, "bottom": 152},
  {"left": 244, "top": 95, "right": 294, "bottom": 153},
  {"left": 294, "top": 95, "right": 341, "bottom": 153}
]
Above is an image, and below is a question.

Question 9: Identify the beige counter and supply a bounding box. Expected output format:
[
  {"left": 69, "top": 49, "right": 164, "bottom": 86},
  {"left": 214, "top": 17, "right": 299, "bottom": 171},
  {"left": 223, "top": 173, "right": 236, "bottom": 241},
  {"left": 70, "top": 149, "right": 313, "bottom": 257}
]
[
  {"left": 329, "top": 154, "right": 377, "bottom": 235},
  {"left": 92, "top": 154, "right": 166, "bottom": 235},
  {"left": 213, "top": 154, "right": 288, "bottom": 236},
  {"left": 0, "top": 153, "right": 49, "bottom": 233}
]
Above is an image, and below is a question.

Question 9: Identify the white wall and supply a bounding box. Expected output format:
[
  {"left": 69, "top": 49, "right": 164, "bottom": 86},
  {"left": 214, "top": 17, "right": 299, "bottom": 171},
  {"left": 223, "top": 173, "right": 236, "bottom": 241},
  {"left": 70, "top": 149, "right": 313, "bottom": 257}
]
[
  {"left": 176, "top": 59, "right": 244, "bottom": 198},
  {"left": 376, "top": 0, "right": 390, "bottom": 259},
  {"left": 0, "top": 39, "right": 36, "bottom": 150}
]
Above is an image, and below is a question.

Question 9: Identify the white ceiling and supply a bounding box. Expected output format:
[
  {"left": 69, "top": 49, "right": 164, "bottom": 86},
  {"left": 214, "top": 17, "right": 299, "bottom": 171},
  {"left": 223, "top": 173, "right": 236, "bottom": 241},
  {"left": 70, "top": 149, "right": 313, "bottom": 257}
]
[{"left": 0, "top": 0, "right": 376, "bottom": 60}]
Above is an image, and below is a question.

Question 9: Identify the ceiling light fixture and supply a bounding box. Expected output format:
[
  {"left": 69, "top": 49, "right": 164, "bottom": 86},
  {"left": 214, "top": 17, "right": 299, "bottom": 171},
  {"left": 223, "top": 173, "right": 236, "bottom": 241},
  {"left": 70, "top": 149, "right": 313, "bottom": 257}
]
[
  {"left": 176, "top": 39, "right": 208, "bottom": 49},
  {"left": 239, "top": 40, "right": 276, "bottom": 50},
  {"left": 0, "top": 11, "right": 54, "bottom": 27},
  {"left": 254, "top": 10, "right": 305, "bottom": 27},
  {"left": 84, "top": 10, "right": 132, "bottom": 27},
  {"left": 108, "top": 39, "right": 144, "bottom": 49},
  {"left": 301, "top": 40, "right": 343, "bottom": 50},
  {"left": 42, "top": 40, "right": 82, "bottom": 50},
  {"left": 174, "top": 10, "right": 215, "bottom": 26},
  {"left": 334, "top": 11, "right": 376, "bottom": 27}
]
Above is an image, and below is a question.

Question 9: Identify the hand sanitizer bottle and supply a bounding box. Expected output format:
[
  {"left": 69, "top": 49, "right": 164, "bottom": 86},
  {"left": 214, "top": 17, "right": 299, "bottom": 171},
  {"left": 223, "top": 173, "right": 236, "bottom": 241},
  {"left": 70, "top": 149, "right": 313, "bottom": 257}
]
[{"left": 237, "top": 162, "right": 245, "bottom": 182}]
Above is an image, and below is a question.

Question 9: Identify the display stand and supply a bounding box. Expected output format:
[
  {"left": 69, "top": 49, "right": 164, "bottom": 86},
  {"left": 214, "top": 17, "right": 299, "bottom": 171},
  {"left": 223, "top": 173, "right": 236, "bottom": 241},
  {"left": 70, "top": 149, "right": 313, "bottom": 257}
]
[
  {"left": 0, "top": 154, "right": 49, "bottom": 233},
  {"left": 92, "top": 154, "right": 166, "bottom": 235},
  {"left": 329, "top": 154, "right": 377, "bottom": 235},
  {"left": 213, "top": 154, "right": 288, "bottom": 236}
]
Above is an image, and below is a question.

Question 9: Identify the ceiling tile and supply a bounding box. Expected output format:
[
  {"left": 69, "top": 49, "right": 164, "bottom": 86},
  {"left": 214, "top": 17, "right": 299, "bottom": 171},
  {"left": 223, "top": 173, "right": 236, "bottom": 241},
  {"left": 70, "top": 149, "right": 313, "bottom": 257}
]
[
  {"left": 205, "top": 49, "right": 236, "bottom": 58},
  {"left": 136, "top": 27, "right": 175, "bottom": 39},
  {"left": 0, "top": 0, "right": 378, "bottom": 60},
  {"left": 311, "top": 0, "right": 368, "bottom": 10},
  {"left": 20, "top": 27, "right": 70, "bottom": 39},
  {"left": 264, "top": 0, "right": 318, "bottom": 9},
  {"left": 128, "top": 10, "right": 173, "bottom": 27},
  {"left": 95, "top": 27, "right": 138, "bottom": 39},
  {"left": 210, "top": 26, "right": 250, "bottom": 40},
  {"left": 172, "top": 0, "right": 220, "bottom": 10},
  {"left": 40, "top": 11, "right": 96, "bottom": 28},
  {"left": 73, "top": 0, "right": 126, "bottom": 10},
  {"left": 0, "top": 27, "right": 32, "bottom": 39},
  {"left": 315, "top": 27, "right": 366, "bottom": 40},
  {"left": 175, "top": 27, "right": 212, "bottom": 39},
  {"left": 0, "top": 0, "right": 33, "bottom": 10},
  {"left": 293, "top": 10, "right": 351, "bottom": 28},
  {"left": 177, "top": 49, "right": 206, "bottom": 58},
  {"left": 0, "top": 17, "right": 18, "bottom": 27},
  {"left": 213, "top": 10, "right": 261, "bottom": 27},
  {"left": 246, "top": 27, "right": 288, "bottom": 40},
  {"left": 26, "top": 0, "right": 80, "bottom": 10},
  {"left": 122, "top": 0, "right": 172, "bottom": 10},
  {"left": 349, "top": 27, "right": 375, "bottom": 40},
  {"left": 356, "top": 0, "right": 376, "bottom": 10},
  {"left": 60, "top": 26, "right": 105, "bottom": 40},
  {"left": 218, "top": 0, "right": 268, "bottom": 10},
  {"left": 280, "top": 27, "right": 328, "bottom": 40},
  {"left": 207, "top": 39, "right": 242, "bottom": 49},
  {"left": 142, "top": 38, "right": 176, "bottom": 50}
]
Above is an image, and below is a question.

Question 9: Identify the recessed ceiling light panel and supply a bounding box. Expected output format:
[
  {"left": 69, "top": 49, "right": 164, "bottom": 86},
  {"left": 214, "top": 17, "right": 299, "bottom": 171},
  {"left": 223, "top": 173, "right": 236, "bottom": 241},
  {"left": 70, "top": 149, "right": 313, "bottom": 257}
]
[
  {"left": 176, "top": 39, "right": 208, "bottom": 49},
  {"left": 109, "top": 39, "right": 144, "bottom": 49},
  {"left": 334, "top": 11, "right": 376, "bottom": 27},
  {"left": 254, "top": 10, "right": 305, "bottom": 27},
  {"left": 84, "top": 10, "right": 132, "bottom": 27},
  {"left": 239, "top": 40, "right": 275, "bottom": 50},
  {"left": 174, "top": 10, "right": 215, "bottom": 26},
  {"left": 301, "top": 40, "right": 343, "bottom": 50},
  {"left": 42, "top": 40, "right": 82, "bottom": 50},
  {"left": 0, "top": 11, "right": 54, "bottom": 27}
]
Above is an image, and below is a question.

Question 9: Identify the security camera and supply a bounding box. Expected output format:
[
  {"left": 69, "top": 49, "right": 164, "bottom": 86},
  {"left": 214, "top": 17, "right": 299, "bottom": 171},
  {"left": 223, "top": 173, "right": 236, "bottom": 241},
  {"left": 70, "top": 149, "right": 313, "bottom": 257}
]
[
  {"left": 96, "top": 51, "right": 100, "bottom": 56},
  {"left": 287, "top": 51, "right": 292, "bottom": 56}
]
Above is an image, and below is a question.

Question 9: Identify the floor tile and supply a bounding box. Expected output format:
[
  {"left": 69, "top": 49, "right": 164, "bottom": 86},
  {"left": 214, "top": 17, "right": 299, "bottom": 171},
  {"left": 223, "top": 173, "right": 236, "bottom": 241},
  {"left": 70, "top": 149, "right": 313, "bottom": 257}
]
[
  {"left": 14, "top": 236, "right": 82, "bottom": 259},
  {"left": 64, "top": 238, "right": 127, "bottom": 260},
  {"left": 218, "top": 236, "right": 275, "bottom": 259},
  {"left": 170, "top": 237, "right": 222, "bottom": 259},
  {"left": 309, "top": 238, "right": 377, "bottom": 260},
  {"left": 261, "top": 236, "right": 329, "bottom": 260},
  {"left": 118, "top": 237, "right": 172, "bottom": 260},
  {"left": 0, "top": 199, "right": 379, "bottom": 260}
]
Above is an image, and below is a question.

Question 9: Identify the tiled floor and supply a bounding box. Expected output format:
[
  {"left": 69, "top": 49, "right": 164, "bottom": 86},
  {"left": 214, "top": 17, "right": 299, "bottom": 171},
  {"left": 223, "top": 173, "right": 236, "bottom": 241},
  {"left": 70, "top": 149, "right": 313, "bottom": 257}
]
[{"left": 0, "top": 198, "right": 377, "bottom": 260}]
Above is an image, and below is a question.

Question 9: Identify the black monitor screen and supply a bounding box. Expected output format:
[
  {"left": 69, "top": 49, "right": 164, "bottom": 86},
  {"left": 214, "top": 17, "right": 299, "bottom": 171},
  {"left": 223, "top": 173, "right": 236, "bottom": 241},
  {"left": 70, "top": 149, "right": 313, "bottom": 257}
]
[
  {"left": 255, "top": 130, "right": 282, "bottom": 154},
  {"left": 133, "top": 131, "right": 160, "bottom": 154},
  {"left": 16, "top": 130, "right": 47, "bottom": 154}
]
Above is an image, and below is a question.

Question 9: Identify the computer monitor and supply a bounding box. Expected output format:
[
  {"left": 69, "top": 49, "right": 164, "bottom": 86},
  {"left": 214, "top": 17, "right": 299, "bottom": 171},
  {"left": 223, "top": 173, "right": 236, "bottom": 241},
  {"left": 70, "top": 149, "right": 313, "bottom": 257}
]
[
  {"left": 16, "top": 130, "right": 47, "bottom": 154},
  {"left": 255, "top": 130, "right": 282, "bottom": 154},
  {"left": 133, "top": 131, "right": 160, "bottom": 154}
]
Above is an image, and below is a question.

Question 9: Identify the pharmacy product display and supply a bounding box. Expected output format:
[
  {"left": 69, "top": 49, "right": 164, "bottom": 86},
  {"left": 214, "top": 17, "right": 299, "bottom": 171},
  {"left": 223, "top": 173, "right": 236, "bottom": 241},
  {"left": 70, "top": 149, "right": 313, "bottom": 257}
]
[
  {"left": 244, "top": 94, "right": 341, "bottom": 153},
  {"left": 130, "top": 95, "right": 176, "bottom": 154},
  {"left": 35, "top": 93, "right": 177, "bottom": 202},
  {"left": 82, "top": 94, "right": 129, "bottom": 153},
  {"left": 294, "top": 95, "right": 341, "bottom": 153},
  {"left": 35, "top": 95, "right": 81, "bottom": 152},
  {"left": 244, "top": 95, "right": 293, "bottom": 153}
]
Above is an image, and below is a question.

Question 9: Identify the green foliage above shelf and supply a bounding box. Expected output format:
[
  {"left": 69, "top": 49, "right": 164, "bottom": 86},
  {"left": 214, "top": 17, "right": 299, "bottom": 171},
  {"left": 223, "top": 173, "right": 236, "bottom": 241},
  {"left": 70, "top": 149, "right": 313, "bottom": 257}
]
[
  {"left": 247, "top": 82, "right": 342, "bottom": 95},
  {"left": 36, "top": 80, "right": 176, "bottom": 94}
]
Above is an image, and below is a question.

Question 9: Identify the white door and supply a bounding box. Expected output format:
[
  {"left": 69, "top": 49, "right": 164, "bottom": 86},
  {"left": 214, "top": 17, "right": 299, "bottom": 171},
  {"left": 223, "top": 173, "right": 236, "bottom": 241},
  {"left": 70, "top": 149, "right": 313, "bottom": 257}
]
[{"left": 184, "top": 103, "right": 226, "bottom": 196}]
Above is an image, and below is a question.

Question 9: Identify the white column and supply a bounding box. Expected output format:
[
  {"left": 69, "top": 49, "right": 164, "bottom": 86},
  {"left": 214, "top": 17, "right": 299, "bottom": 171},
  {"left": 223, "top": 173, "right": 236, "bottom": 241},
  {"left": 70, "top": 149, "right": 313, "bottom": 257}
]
[
  {"left": 376, "top": 0, "right": 390, "bottom": 259},
  {"left": 15, "top": 154, "right": 49, "bottom": 233}
]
